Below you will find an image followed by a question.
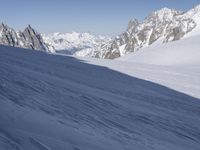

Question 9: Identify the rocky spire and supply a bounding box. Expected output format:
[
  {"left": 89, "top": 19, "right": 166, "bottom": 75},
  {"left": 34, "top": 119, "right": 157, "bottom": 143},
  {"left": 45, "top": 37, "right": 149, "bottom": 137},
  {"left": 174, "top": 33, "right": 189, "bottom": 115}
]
[
  {"left": 127, "top": 19, "right": 139, "bottom": 33},
  {"left": 22, "top": 24, "right": 46, "bottom": 50},
  {"left": 0, "top": 23, "right": 51, "bottom": 52}
]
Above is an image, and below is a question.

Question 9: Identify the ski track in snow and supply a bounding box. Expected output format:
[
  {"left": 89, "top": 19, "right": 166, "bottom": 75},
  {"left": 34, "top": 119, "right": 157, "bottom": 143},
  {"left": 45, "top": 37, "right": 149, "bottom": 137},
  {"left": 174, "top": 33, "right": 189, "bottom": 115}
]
[{"left": 0, "top": 45, "right": 200, "bottom": 150}]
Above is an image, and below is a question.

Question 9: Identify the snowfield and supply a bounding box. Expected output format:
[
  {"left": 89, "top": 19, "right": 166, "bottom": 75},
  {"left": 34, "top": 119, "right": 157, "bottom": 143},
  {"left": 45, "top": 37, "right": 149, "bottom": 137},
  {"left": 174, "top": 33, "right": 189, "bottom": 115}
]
[
  {"left": 117, "top": 35, "right": 200, "bottom": 66},
  {"left": 0, "top": 33, "right": 200, "bottom": 150},
  {"left": 83, "top": 35, "right": 200, "bottom": 99}
]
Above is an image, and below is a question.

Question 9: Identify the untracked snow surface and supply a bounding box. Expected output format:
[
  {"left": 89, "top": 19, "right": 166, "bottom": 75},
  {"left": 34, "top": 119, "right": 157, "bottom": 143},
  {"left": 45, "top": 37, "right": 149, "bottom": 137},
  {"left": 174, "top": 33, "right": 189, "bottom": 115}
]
[
  {"left": 84, "top": 35, "right": 200, "bottom": 99},
  {"left": 0, "top": 45, "right": 200, "bottom": 150},
  {"left": 118, "top": 35, "right": 200, "bottom": 66}
]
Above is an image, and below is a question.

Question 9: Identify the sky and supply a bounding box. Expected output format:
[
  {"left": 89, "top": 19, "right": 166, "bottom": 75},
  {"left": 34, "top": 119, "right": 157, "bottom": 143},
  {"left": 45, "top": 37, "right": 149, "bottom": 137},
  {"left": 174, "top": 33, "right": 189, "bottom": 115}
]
[{"left": 1, "top": 0, "right": 200, "bottom": 36}]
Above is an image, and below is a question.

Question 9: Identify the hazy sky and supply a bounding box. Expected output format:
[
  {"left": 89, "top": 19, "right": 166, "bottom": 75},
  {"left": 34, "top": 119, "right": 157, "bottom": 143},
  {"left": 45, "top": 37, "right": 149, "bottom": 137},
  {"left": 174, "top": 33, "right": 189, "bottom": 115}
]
[{"left": 1, "top": 0, "right": 200, "bottom": 35}]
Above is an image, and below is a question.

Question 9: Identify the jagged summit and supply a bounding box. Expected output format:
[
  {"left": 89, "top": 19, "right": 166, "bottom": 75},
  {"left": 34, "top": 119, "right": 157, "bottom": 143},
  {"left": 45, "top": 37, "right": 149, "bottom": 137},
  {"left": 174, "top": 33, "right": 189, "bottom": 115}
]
[
  {"left": 0, "top": 22, "right": 5, "bottom": 27},
  {"left": 191, "top": 4, "right": 200, "bottom": 12},
  {"left": 0, "top": 23, "right": 18, "bottom": 46},
  {"left": 147, "top": 7, "right": 181, "bottom": 22},
  {"left": 1, "top": 5, "right": 200, "bottom": 59},
  {"left": 152, "top": 7, "right": 179, "bottom": 15},
  {"left": 58, "top": 5, "right": 200, "bottom": 59},
  {"left": 23, "top": 25, "right": 48, "bottom": 50},
  {"left": 93, "top": 5, "right": 200, "bottom": 59},
  {"left": 24, "top": 24, "right": 36, "bottom": 34},
  {"left": 0, "top": 23, "right": 54, "bottom": 52},
  {"left": 186, "top": 5, "right": 200, "bottom": 17},
  {"left": 127, "top": 19, "right": 139, "bottom": 33}
]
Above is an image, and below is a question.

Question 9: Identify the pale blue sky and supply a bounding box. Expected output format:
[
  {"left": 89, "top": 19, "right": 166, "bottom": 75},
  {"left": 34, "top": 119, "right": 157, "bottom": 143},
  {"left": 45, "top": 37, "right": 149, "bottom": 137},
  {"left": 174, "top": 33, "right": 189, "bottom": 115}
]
[{"left": 1, "top": 0, "right": 200, "bottom": 35}]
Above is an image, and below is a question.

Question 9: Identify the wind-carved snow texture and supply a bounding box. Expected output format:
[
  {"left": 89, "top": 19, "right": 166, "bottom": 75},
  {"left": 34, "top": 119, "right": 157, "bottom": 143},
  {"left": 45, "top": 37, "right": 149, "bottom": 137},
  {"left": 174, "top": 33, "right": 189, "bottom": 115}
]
[{"left": 0, "top": 45, "right": 200, "bottom": 150}]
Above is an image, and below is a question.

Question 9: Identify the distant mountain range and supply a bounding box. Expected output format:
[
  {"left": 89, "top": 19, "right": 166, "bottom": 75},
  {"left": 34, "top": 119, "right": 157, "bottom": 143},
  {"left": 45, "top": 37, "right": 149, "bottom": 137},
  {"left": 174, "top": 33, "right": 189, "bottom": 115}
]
[
  {"left": 42, "top": 32, "right": 111, "bottom": 56},
  {"left": 1, "top": 4, "right": 200, "bottom": 59}
]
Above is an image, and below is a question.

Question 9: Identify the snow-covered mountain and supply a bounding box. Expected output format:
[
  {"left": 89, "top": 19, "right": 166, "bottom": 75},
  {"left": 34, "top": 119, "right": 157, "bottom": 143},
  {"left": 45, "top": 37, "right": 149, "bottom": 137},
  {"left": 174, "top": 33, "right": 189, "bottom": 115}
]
[
  {"left": 0, "top": 23, "right": 54, "bottom": 52},
  {"left": 80, "top": 5, "right": 200, "bottom": 59},
  {"left": 71, "top": 5, "right": 200, "bottom": 59},
  {"left": 42, "top": 32, "right": 111, "bottom": 56},
  {"left": 52, "top": 4, "right": 200, "bottom": 59},
  {"left": 1, "top": 4, "right": 200, "bottom": 59}
]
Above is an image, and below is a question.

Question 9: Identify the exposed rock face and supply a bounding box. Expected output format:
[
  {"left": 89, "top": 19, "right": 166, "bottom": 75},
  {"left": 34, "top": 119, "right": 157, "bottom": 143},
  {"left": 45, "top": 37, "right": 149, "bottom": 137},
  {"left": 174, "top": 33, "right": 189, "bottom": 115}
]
[
  {"left": 0, "top": 23, "right": 18, "bottom": 47},
  {"left": 103, "top": 8, "right": 197, "bottom": 59},
  {"left": 0, "top": 23, "right": 53, "bottom": 52}
]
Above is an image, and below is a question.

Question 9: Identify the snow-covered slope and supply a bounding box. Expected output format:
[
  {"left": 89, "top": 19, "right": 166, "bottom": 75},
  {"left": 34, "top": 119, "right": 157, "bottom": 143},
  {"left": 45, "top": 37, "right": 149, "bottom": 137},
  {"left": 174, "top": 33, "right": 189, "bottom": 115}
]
[
  {"left": 185, "top": 5, "right": 200, "bottom": 37},
  {"left": 118, "top": 35, "right": 200, "bottom": 66},
  {"left": 42, "top": 32, "right": 111, "bottom": 56},
  {"left": 83, "top": 34, "right": 200, "bottom": 98},
  {"left": 1, "top": 45, "right": 200, "bottom": 150}
]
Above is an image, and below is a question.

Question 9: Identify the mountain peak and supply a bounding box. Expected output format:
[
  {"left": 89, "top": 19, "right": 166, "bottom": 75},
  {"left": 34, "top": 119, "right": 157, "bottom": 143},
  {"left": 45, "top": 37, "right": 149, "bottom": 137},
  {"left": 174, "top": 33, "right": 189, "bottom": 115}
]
[
  {"left": 193, "top": 4, "right": 200, "bottom": 11},
  {"left": 0, "top": 22, "right": 9, "bottom": 30},
  {"left": 155, "top": 7, "right": 173, "bottom": 13},
  {"left": 25, "top": 24, "right": 36, "bottom": 32},
  {"left": 27, "top": 24, "right": 32, "bottom": 29},
  {"left": 127, "top": 19, "right": 139, "bottom": 33},
  {"left": 187, "top": 4, "right": 200, "bottom": 16},
  {"left": 104, "top": 6, "right": 198, "bottom": 59},
  {"left": 0, "top": 22, "right": 5, "bottom": 27},
  {"left": 0, "top": 23, "right": 50, "bottom": 51},
  {"left": 149, "top": 7, "right": 181, "bottom": 22}
]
